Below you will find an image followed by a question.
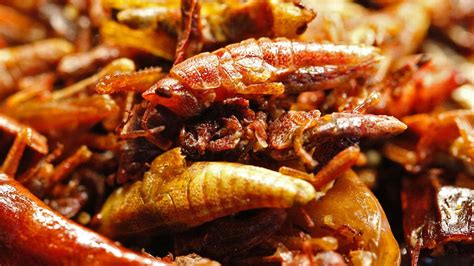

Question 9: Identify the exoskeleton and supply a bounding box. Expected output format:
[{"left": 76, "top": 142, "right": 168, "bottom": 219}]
[{"left": 143, "top": 38, "right": 381, "bottom": 117}]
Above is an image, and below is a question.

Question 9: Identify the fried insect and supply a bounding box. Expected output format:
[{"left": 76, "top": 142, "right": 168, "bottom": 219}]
[
  {"left": 114, "top": 0, "right": 315, "bottom": 47},
  {"left": 19, "top": 145, "right": 92, "bottom": 198},
  {"left": 0, "top": 38, "right": 74, "bottom": 97},
  {"left": 100, "top": 20, "right": 177, "bottom": 60},
  {"left": 370, "top": 55, "right": 462, "bottom": 118},
  {"left": 204, "top": 0, "right": 315, "bottom": 45},
  {"left": 355, "top": 1, "right": 430, "bottom": 57},
  {"left": 174, "top": 0, "right": 202, "bottom": 64},
  {"left": 0, "top": 5, "right": 46, "bottom": 44},
  {"left": 1, "top": 127, "right": 31, "bottom": 176},
  {"left": 0, "top": 173, "right": 169, "bottom": 266},
  {"left": 310, "top": 146, "right": 361, "bottom": 190},
  {"left": 3, "top": 95, "right": 118, "bottom": 133},
  {"left": 1, "top": 57, "right": 134, "bottom": 135},
  {"left": 96, "top": 148, "right": 316, "bottom": 239},
  {"left": 2, "top": 0, "right": 472, "bottom": 264},
  {"left": 52, "top": 58, "right": 136, "bottom": 100},
  {"left": 0, "top": 130, "right": 167, "bottom": 265},
  {"left": 423, "top": 0, "right": 474, "bottom": 51},
  {"left": 3, "top": 72, "right": 56, "bottom": 107},
  {"left": 231, "top": 170, "right": 401, "bottom": 265},
  {"left": 178, "top": 97, "right": 406, "bottom": 170},
  {"left": 57, "top": 45, "right": 135, "bottom": 78},
  {"left": 37, "top": 2, "right": 79, "bottom": 41},
  {"left": 384, "top": 110, "right": 474, "bottom": 172},
  {"left": 116, "top": 6, "right": 180, "bottom": 33},
  {"left": 296, "top": 170, "right": 401, "bottom": 265},
  {"left": 143, "top": 38, "right": 381, "bottom": 117},
  {"left": 268, "top": 111, "right": 407, "bottom": 166},
  {"left": 96, "top": 67, "right": 165, "bottom": 95},
  {"left": 402, "top": 171, "right": 474, "bottom": 265},
  {"left": 301, "top": 1, "right": 430, "bottom": 59}
]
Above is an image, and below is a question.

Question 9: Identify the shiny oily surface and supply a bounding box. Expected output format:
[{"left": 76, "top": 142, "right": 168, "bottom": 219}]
[
  {"left": 97, "top": 148, "right": 317, "bottom": 238},
  {"left": 0, "top": 173, "right": 168, "bottom": 266},
  {"left": 143, "top": 38, "right": 381, "bottom": 117},
  {"left": 300, "top": 170, "right": 401, "bottom": 266}
]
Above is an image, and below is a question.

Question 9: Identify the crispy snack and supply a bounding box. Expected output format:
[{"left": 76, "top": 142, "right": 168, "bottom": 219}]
[
  {"left": 301, "top": 1, "right": 430, "bottom": 58},
  {"left": 114, "top": 0, "right": 315, "bottom": 46},
  {"left": 0, "top": 173, "right": 169, "bottom": 266},
  {"left": 0, "top": 5, "right": 46, "bottom": 44},
  {"left": 96, "top": 67, "right": 165, "bottom": 94},
  {"left": 0, "top": 38, "right": 74, "bottom": 98},
  {"left": 96, "top": 148, "right": 316, "bottom": 238},
  {"left": 4, "top": 95, "right": 118, "bottom": 133},
  {"left": 298, "top": 170, "right": 401, "bottom": 265},
  {"left": 100, "top": 21, "right": 177, "bottom": 60},
  {"left": 1, "top": 0, "right": 473, "bottom": 265},
  {"left": 57, "top": 45, "right": 136, "bottom": 78},
  {"left": 143, "top": 38, "right": 381, "bottom": 117},
  {"left": 204, "top": 0, "right": 315, "bottom": 44},
  {"left": 402, "top": 172, "right": 473, "bottom": 264}
]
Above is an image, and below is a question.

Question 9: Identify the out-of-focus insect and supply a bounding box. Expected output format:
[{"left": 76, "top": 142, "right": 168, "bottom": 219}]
[
  {"left": 0, "top": 114, "right": 48, "bottom": 156},
  {"left": 96, "top": 147, "right": 317, "bottom": 239},
  {"left": 0, "top": 5, "right": 46, "bottom": 44},
  {"left": 0, "top": 173, "right": 171, "bottom": 266},
  {"left": 301, "top": 1, "right": 430, "bottom": 59},
  {"left": 111, "top": 0, "right": 315, "bottom": 47},
  {"left": 0, "top": 119, "right": 169, "bottom": 265},
  {"left": 57, "top": 45, "right": 136, "bottom": 79},
  {"left": 385, "top": 110, "right": 474, "bottom": 172},
  {"left": 142, "top": 37, "right": 381, "bottom": 117},
  {"left": 0, "top": 115, "right": 48, "bottom": 177},
  {"left": 3, "top": 58, "right": 136, "bottom": 134},
  {"left": 0, "top": 38, "right": 74, "bottom": 98},
  {"left": 4, "top": 94, "right": 118, "bottom": 133}
]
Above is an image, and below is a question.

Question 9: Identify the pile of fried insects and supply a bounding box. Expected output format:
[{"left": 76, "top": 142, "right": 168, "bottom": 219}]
[{"left": 0, "top": 0, "right": 472, "bottom": 265}]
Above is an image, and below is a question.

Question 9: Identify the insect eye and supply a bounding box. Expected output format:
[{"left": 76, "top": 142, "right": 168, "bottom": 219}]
[{"left": 154, "top": 86, "right": 172, "bottom": 98}]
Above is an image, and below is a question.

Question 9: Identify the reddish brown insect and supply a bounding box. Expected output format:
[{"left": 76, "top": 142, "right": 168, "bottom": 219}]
[
  {"left": 142, "top": 37, "right": 381, "bottom": 117},
  {"left": 0, "top": 38, "right": 74, "bottom": 97},
  {"left": 0, "top": 173, "right": 170, "bottom": 266}
]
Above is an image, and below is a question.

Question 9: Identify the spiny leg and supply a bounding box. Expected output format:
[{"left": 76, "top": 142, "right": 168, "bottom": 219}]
[
  {"left": 311, "top": 146, "right": 360, "bottom": 190},
  {"left": 2, "top": 127, "right": 30, "bottom": 176}
]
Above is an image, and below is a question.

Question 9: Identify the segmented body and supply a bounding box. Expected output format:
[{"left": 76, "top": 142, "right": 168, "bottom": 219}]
[
  {"left": 96, "top": 67, "right": 164, "bottom": 94},
  {"left": 0, "top": 38, "right": 74, "bottom": 96},
  {"left": 0, "top": 174, "right": 167, "bottom": 266},
  {"left": 267, "top": 111, "right": 407, "bottom": 163},
  {"left": 143, "top": 38, "right": 381, "bottom": 117},
  {"left": 4, "top": 95, "right": 118, "bottom": 133},
  {"left": 97, "top": 148, "right": 316, "bottom": 238}
]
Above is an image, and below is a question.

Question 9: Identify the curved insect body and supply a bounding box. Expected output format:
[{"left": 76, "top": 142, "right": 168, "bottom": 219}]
[
  {"left": 0, "top": 38, "right": 74, "bottom": 97},
  {"left": 96, "top": 147, "right": 316, "bottom": 239},
  {"left": 143, "top": 38, "right": 382, "bottom": 117},
  {"left": 0, "top": 173, "right": 168, "bottom": 266}
]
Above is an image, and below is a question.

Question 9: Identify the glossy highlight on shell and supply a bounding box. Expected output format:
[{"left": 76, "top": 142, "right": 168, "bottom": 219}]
[
  {"left": 96, "top": 148, "right": 317, "bottom": 238},
  {"left": 143, "top": 38, "right": 381, "bottom": 117},
  {"left": 0, "top": 0, "right": 473, "bottom": 265}
]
